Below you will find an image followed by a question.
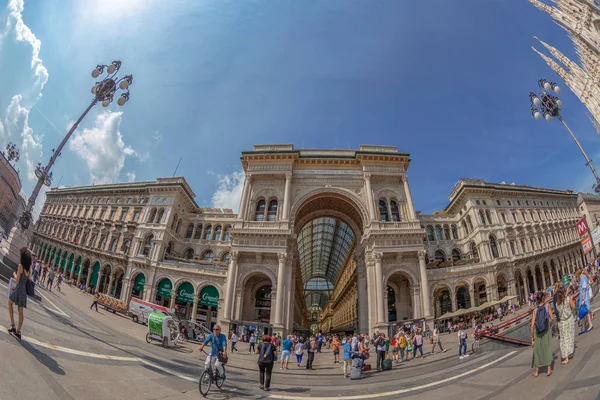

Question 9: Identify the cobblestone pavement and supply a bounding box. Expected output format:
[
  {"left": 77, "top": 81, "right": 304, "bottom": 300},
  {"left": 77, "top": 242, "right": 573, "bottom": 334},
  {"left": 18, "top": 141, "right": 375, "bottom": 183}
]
[{"left": 1, "top": 282, "right": 599, "bottom": 399}]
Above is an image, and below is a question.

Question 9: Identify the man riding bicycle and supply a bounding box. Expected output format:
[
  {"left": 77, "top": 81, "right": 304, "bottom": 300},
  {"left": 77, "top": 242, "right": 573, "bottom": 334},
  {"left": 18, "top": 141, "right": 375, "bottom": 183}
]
[{"left": 199, "top": 325, "right": 228, "bottom": 381}]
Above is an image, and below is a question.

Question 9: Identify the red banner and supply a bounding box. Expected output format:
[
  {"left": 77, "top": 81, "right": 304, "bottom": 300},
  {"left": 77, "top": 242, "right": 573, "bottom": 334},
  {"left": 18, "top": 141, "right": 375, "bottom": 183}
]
[
  {"left": 582, "top": 235, "right": 593, "bottom": 254},
  {"left": 577, "top": 218, "right": 589, "bottom": 237}
]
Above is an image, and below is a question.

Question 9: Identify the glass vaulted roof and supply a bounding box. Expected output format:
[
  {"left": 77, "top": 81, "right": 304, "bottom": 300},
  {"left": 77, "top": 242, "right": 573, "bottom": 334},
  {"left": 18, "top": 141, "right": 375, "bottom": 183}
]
[{"left": 297, "top": 217, "right": 355, "bottom": 309}]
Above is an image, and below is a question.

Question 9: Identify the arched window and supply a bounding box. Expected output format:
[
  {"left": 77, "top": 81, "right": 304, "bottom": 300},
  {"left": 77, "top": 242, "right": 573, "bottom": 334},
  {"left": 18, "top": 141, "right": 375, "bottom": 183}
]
[
  {"left": 470, "top": 241, "right": 479, "bottom": 259},
  {"left": 99, "top": 236, "right": 107, "bottom": 250},
  {"left": 435, "top": 225, "right": 443, "bottom": 241},
  {"left": 390, "top": 200, "right": 400, "bottom": 221},
  {"left": 451, "top": 248, "right": 461, "bottom": 262},
  {"left": 202, "top": 250, "right": 214, "bottom": 262},
  {"left": 183, "top": 248, "right": 194, "bottom": 259},
  {"left": 175, "top": 219, "right": 181, "bottom": 235},
  {"left": 156, "top": 209, "right": 164, "bottom": 224},
  {"left": 194, "top": 224, "right": 203, "bottom": 239},
  {"left": 214, "top": 226, "right": 222, "bottom": 240},
  {"left": 479, "top": 210, "right": 486, "bottom": 225},
  {"left": 267, "top": 200, "right": 278, "bottom": 221},
  {"left": 434, "top": 250, "right": 446, "bottom": 262},
  {"left": 426, "top": 226, "right": 434, "bottom": 241},
  {"left": 110, "top": 238, "right": 118, "bottom": 252},
  {"left": 121, "top": 239, "right": 131, "bottom": 255},
  {"left": 222, "top": 252, "right": 230, "bottom": 265},
  {"left": 379, "top": 199, "right": 389, "bottom": 222},
  {"left": 255, "top": 200, "right": 266, "bottom": 221},
  {"left": 224, "top": 226, "right": 231, "bottom": 241},
  {"left": 466, "top": 216, "right": 473, "bottom": 231},
  {"left": 171, "top": 214, "right": 178, "bottom": 229},
  {"left": 147, "top": 208, "right": 157, "bottom": 223},
  {"left": 485, "top": 210, "right": 492, "bottom": 225},
  {"left": 204, "top": 225, "right": 212, "bottom": 240},
  {"left": 489, "top": 235, "right": 499, "bottom": 258},
  {"left": 185, "top": 223, "right": 194, "bottom": 238},
  {"left": 462, "top": 220, "right": 469, "bottom": 235},
  {"left": 443, "top": 225, "right": 451, "bottom": 240},
  {"left": 451, "top": 224, "right": 459, "bottom": 240},
  {"left": 165, "top": 241, "right": 173, "bottom": 255},
  {"left": 142, "top": 234, "right": 154, "bottom": 256}
]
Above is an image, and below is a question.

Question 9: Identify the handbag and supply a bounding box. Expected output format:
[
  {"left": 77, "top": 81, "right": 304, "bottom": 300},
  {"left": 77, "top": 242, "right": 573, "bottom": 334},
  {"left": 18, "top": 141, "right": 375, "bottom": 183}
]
[
  {"left": 7, "top": 277, "right": 17, "bottom": 297},
  {"left": 578, "top": 303, "right": 589, "bottom": 320},
  {"left": 26, "top": 279, "right": 36, "bottom": 297}
]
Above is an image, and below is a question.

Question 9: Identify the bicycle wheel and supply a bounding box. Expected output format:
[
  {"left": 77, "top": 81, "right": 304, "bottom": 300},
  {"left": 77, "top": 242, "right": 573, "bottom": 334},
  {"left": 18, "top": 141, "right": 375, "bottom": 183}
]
[
  {"left": 199, "top": 370, "right": 212, "bottom": 396},
  {"left": 472, "top": 340, "right": 480, "bottom": 354},
  {"left": 215, "top": 374, "right": 224, "bottom": 389}
]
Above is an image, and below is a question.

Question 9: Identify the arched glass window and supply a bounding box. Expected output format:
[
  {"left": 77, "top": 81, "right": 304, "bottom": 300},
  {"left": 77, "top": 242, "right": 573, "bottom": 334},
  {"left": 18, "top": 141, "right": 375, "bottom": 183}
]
[
  {"left": 379, "top": 200, "right": 389, "bottom": 222},
  {"left": 214, "top": 226, "right": 222, "bottom": 240},
  {"left": 183, "top": 248, "right": 194, "bottom": 259},
  {"left": 224, "top": 226, "right": 231, "bottom": 241},
  {"left": 147, "top": 208, "right": 157, "bottom": 223},
  {"left": 110, "top": 238, "right": 118, "bottom": 252},
  {"left": 204, "top": 225, "right": 212, "bottom": 240},
  {"left": 267, "top": 200, "right": 278, "bottom": 221},
  {"left": 390, "top": 200, "right": 400, "bottom": 221},
  {"left": 121, "top": 239, "right": 131, "bottom": 255},
  {"left": 451, "top": 249, "right": 461, "bottom": 262},
  {"left": 451, "top": 224, "right": 459, "bottom": 239},
  {"left": 466, "top": 216, "right": 473, "bottom": 231},
  {"left": 434, "top": 250, "right": 446, "bottom": 262},
  {"left": 255, "top": 200, "right": 266, "bottom": 221},
  {"left": 171, "top": 214, "right": 178, "bottom": 229},
  {"left": 142, "top": 234, "right": 154, "bottom": 256},
  {"left": 462, "top": 220, "right": 469, "bottom": 235},
  {"left": 156, "top": 209, "right": 164, "bottom": 224},
  {"left": 194, "top": 224, "right": 203, "bottom": 239},
  {"left": 185, "top": 223, "right": 194, "bottom": 238},
  {"left": 486, "top": 210, "right": 492, "bottom": 225},
  {"left": 470, "top": 242, "right": 479, "bottom": 259},
  {"left": 435, "top": 225, "right": 443, "bottom": 241},
  {"left": 222, "top": 252, "right": 230, "bottom": 264},
  {"left": 489, "top": 235, "right": 499, "bottom": 258},
  {"left": 479, "top": 210, "right": 486, "bottom": 225},
  {"left": 202, "top": 250, "right": 214, "bottom": 262},
  {"left": 426, "top": 226, "right": 435, "bottom": 241},
  {"left": 443, "top": 225, "right": 451, "bottom": 240}
]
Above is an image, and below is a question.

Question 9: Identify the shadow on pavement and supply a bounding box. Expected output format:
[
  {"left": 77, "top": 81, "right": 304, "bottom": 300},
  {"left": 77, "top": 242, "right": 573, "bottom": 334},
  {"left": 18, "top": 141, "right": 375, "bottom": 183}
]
[{"left": 19, "top": 338, "right": 65, "bottom": 375}]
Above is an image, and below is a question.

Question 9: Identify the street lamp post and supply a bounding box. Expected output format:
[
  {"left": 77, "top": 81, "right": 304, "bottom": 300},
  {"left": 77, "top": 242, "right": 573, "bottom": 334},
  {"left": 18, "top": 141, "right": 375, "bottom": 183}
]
[
  {"left": 18, "top": 61, "right": 133, "bottom": 230},
  {"left": 529, "top": 78, "right": 600, "bottom": 193}
]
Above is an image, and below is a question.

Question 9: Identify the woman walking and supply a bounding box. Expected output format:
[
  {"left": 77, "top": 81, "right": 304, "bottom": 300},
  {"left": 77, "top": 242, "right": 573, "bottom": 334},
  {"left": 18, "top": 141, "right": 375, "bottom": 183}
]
[
  {"left": 531, "top": 291, "right": 554, "bottom": 377},
  {"left": 8, "top": 248, "right": 32, "bottom": 340},
  {"left": 556, "top": 288, "right": 576, "bottom": 364},
  {"left": 257, "top": 334, "right": 277, "bottom": 391},
  {"left": 294, "top": 338, "right": 304, "bottom": 367}
]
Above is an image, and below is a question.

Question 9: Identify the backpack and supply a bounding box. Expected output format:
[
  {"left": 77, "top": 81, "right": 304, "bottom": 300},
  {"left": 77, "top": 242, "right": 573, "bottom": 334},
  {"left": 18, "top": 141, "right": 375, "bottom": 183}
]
[
  {"left": 259, "top": 343, "right": 276, "bottom": 364},
  {"left": 399, "top": 335, "right": 407, "bottom": 348},
  {"left": 535, "top": 305, "right": 549, "bottom": 334}
]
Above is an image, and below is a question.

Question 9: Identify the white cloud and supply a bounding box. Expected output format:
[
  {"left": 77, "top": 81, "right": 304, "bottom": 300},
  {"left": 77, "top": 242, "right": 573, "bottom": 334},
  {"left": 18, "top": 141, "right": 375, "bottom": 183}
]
[
  {"left": 32, "top": 185, "right": 49, "bottom": 221},
  {"left": 211, "top": 170, "right": 245, "bottom": 212},
  {"left": 0, "top": 0, "right": 49, "bottom": 184},
  {"left": 68, "top": 111, "right": 137, "bottom": 184},
  {"left": 126, "top": 170, "right": 136, "bottom": 182}
]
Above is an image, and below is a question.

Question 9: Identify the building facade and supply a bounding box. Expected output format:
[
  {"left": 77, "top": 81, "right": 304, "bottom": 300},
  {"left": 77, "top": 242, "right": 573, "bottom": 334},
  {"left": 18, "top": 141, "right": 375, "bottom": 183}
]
[
  {"left": 0, "top": 149, "right": 26, "bottom": 236},
  {"left": 530, "top": 0, "right": 600, "bottom": 134},
  {"left": 31, "top": 145, "right": 588, "bottom": 336}
]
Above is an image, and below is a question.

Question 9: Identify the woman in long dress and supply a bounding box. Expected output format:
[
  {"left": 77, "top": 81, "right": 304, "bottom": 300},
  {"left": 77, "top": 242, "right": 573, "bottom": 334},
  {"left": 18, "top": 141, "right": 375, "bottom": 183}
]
[
  {"left": 556, "top": 287, "right": 576, "bottom": 364},
  {"left": 531, "top": 291, "right": 554, "bottom": 377}
]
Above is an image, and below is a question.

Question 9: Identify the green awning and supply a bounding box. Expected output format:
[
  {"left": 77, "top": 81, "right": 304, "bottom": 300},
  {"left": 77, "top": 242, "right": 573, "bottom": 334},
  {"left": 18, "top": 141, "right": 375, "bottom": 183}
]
[
  {"left": 177, "top": 282, "right": 195, "bottom": 304},
  {"left": 134, "top": 274, "right": 146, "bottom": 291},
  {"left": 90, "top": 262, "right": 101, "bottom": 286},
  {"left": 156, "top": 278, "right": 172, "bottom": 298},
  {"left": 200, "top": 285, "right": 219, "bottom": 307}
]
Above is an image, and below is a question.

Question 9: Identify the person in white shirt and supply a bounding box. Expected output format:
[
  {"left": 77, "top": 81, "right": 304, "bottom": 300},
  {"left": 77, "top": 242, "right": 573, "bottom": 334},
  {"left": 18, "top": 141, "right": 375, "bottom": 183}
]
[
  {"left": 457, "top": 324, "right": 469, "bottom": 359},
  {"left": 231, "top": 331, "right": 239, "bottom": 352},
  {"left": 431, "top": 326, "right": 447, "bottom": 354}
]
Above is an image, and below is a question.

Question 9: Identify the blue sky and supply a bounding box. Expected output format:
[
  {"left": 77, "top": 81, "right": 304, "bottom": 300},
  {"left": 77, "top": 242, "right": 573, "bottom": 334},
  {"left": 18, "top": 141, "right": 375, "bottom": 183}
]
[{"left": 1, "top": 0, "right": 599, "bottom": 219}]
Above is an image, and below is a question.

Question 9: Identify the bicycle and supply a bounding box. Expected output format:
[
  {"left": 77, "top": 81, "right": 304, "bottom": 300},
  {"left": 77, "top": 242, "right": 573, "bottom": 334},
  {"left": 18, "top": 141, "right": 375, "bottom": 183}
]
[{"left": 199, "top": 349, "right": 225, "bottom": 396}]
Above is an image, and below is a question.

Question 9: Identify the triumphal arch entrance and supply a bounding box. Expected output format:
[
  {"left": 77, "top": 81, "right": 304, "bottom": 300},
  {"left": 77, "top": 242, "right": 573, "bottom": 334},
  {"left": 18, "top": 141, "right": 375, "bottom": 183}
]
[{"left": 220, "top": 144, "right": 432, "bottom": 336}]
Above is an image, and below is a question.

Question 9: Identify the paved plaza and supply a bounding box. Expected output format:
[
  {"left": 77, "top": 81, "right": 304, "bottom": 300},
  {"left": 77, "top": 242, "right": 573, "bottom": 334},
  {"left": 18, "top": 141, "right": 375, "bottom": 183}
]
[{"left": 0, "top": 281, "right": 599, "bottom": 399}]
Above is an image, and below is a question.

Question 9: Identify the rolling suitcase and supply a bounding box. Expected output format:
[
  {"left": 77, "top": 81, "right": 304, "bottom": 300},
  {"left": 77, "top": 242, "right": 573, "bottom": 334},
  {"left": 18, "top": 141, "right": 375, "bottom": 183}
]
[
  {"left": 350, "top": 358, "right": 362, "bottom": 380},
  {"left": 382, "top": 358, "right": 392, "bottom": 371}
]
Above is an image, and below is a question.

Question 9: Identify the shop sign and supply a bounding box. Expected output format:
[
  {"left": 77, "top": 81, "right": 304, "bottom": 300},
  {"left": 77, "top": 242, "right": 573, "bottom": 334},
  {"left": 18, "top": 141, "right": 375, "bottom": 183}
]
[
  {"left": 134, "top": 274, "right": 146, "bottom": 291},
  {"left": 199, "top": 285, "right": 219, "bottom": 307},
  {"left": 577, "top": 218, "right": 589, "bottom": 237},
  {"left": 562, "top": 275, "right": 569, "bottom": 286},
  {"left": 582, "top": 235, "right": 593, "bottom": 254},
  {"left": 177, "top": 282, "right": 195, "bottom": 303},
  {"left": 157, "top": 279, "right": 172, "bottom": 298}
]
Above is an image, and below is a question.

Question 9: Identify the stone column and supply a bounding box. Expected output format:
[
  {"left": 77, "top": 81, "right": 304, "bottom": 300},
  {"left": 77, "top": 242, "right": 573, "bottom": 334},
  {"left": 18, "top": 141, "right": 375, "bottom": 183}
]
[
  {"left": 366, "top": 261, "right": 375, "bottom": 331},
  {"left": 237, "top": 174, "right": 252, "bottom": 220},
  {"left": 169, "top": 290, "right": 177, "bottom": 309},
  {"left": 451, "top": 290, "right": 457, "bottom": 312},
  {"left": 402, "top": 176, "right": 417, "bottom": 221},
  {"left": 532, "top": 270, "right": 538, "bottom": 292},
  {"left": 191, "top": 294, "right": 199, "bottom": 324},
  {"left": 282, "top": 173, "right": 293, "bottom": 221},
  {"left": 85, "top": 269, "right": 92, "bottom": 288},
  {"left": 121, "top": 278, "right": 131, "bottom": 302},
  {"left": 144, "top": 283, "right": 154, "bottom": 302},
  {"left": 469, "top": 289, "right": 476, "bottom": 308},
  {"left": 363, "top": 173, "right": 376, "bottom": 221},
  {"left": 107, "top": 274, "right": 115, "bottom": 296},
  {"left": 417, "top": 251, "right": 432, "bottom": 318},
  {"left": 222, "top": 251, "right": 239, "bottom": 322},
  {"left": 508, "top": 279, "right": 516, "bottom": 297},
  {"left": 274, "top": 252, "right": 287, "bottom": 327},
  {"left": 356, "top": 258, "right": 368, "bottom": 334},
  {"left": 374, "top": 252, "right": 385, "bottom": 326}
]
